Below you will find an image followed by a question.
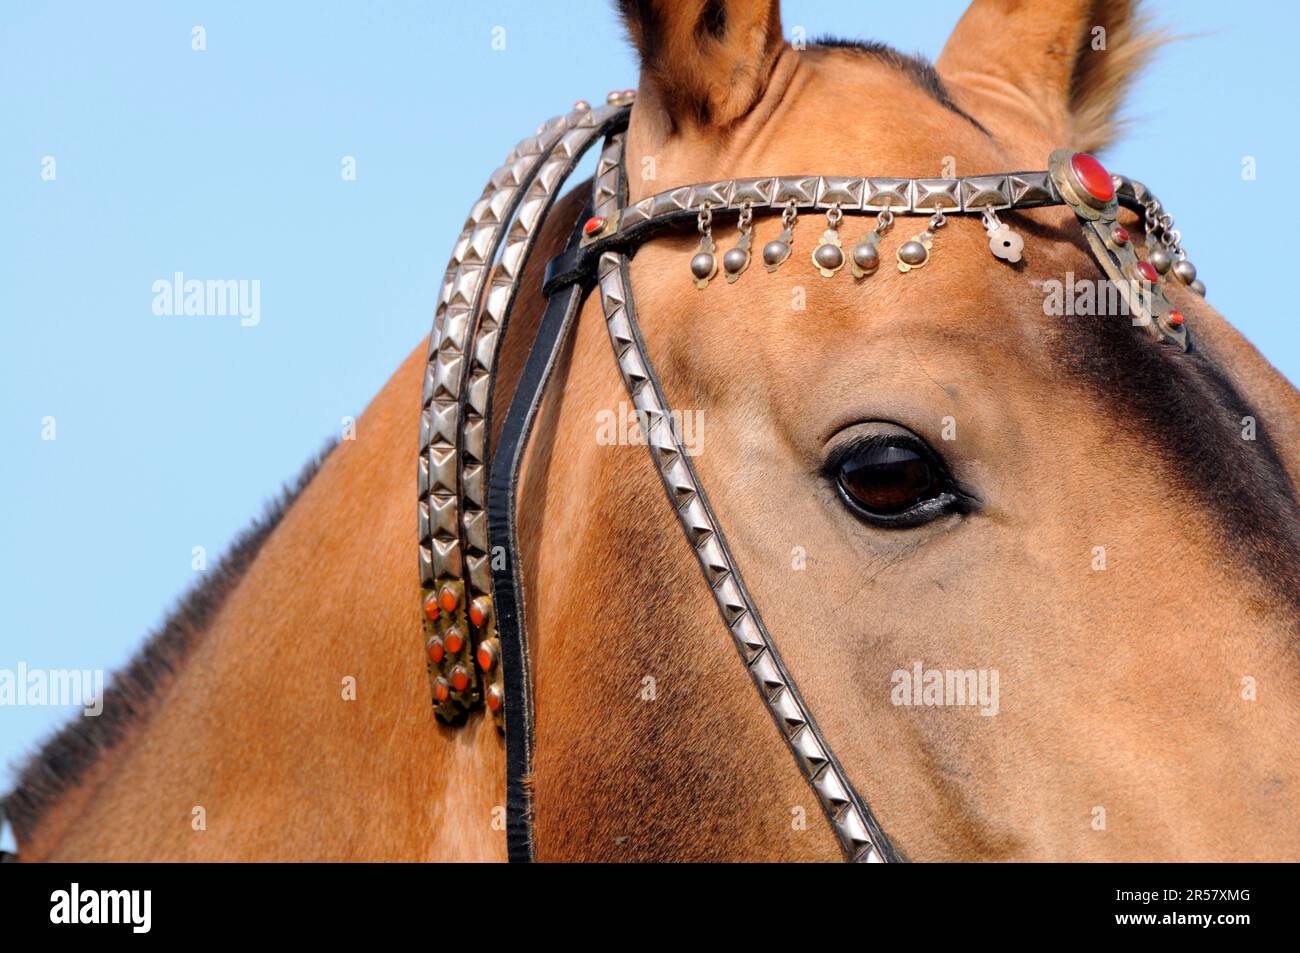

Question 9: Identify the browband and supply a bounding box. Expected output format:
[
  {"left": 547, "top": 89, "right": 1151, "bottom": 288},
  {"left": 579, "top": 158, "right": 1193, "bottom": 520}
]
[{"left": 546, "top": 169, "right": 1173, "bottom": 294}]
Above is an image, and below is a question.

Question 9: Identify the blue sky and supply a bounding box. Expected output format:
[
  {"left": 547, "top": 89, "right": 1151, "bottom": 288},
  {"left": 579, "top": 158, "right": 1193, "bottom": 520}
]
[{"left": 1, "top": 0, "right": 1296, "bottom": 784}]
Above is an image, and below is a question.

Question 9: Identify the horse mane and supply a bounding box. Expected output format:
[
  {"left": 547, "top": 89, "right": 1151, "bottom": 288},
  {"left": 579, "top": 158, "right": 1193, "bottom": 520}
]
[
  {"left": 808, "top": 37, "right": 989, "bottom": 135},
  {"left": 1, "top": 440, "right": 337, "bottom": 844}
]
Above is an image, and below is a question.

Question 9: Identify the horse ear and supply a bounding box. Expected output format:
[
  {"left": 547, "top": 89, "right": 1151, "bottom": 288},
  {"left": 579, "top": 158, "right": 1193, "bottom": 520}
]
[
  {"left": 618, "top": 0, "right": 785, "bottom": 131},
  {"left": 936, "top": 0, "right": 1163, "bottom": 154}
]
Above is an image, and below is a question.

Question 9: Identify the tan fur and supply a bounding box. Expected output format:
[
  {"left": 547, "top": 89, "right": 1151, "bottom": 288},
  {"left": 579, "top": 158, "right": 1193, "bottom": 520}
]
[{"left": 21, "top": 0, "right": 1300, "bottom": 861}]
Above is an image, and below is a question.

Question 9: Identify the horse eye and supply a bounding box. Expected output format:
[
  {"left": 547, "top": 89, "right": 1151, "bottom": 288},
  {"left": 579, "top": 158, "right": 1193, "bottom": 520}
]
[{"left": 830, "top": 435, "right": 968, "bottom": 528}]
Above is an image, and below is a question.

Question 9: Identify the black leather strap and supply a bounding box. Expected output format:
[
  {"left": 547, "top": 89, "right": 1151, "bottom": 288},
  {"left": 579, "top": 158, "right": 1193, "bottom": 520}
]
[
  {"left": 487, "top": 206, "right": 595, "bottom": 863},
  {"left": 542, "top": 216, "right": 684, "bottom": 295}
]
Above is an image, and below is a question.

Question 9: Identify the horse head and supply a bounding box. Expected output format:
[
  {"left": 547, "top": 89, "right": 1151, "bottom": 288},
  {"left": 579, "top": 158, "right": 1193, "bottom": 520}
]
[{"left": 521, "top": 0, "right": 1300, "bottom": 860}]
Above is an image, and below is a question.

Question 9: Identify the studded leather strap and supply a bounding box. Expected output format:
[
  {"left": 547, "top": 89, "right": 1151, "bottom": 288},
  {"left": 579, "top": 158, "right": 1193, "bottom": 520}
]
[
  {"left": 584, "top": 130, "right": 902, "bottom": 862},
  {"left": 420, "top": 102, "right": 631, "bottom": 723}
]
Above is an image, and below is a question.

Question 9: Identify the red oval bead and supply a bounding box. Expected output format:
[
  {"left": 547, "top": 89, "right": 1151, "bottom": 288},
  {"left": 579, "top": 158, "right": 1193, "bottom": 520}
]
[
  {"left": 1111, "top": 225, "right": 1130, "bottom": 244},
  {"left": 486, "top": 685, "right": 503, "bottom": 713},
  {"left": 444, "top": 629, "right": 464, "bottom": 654},
  {"left": 422, "top": 596, "right": 440, "bottom": 622},
  {"left": 1071, "top": 153, "right": 1114, "bottom": 202},
  {"left": 583, "top": 215, "right": 606, "bottom": 237},
  {"left": 1135, "top": 260, "right": 1159, "bottom": 284},
  {"left": 426, "top": 636, "right": 445, "bottom": 664},
  {"left": 450, "top": 666, "right": 469, "bottom": 692},
  {"left": 433, "top": 678, "right": 450, "bottom": 703},
  {"left": 477, "top": 642, "right": 496, "bottom": 671},
  {"left": 1167, "top": 309, "right": 1185, "bottom": 327},
  {"left": 439, "top": 586, "right": 458, "bottom": 614},
  {"left": 469, "top": 597, "right": 489, "bottom": 628}
]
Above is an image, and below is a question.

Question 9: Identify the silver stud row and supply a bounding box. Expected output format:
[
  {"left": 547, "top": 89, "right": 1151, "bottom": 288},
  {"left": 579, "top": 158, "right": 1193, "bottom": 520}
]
[
  {"left": 617, "top": 171, "right": 1059, "bottom": 236},
  {"left": 418, "top": 99, "right": 623, "bottom": 720}
]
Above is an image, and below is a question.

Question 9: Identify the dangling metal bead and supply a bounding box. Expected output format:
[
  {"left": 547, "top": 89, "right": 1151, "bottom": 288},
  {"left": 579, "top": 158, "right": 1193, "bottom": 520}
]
[
  {"left": 723, "top": 203, "right": 753, "bottom": 283},
  {"left": 897, "top": 240, "right": 929, "bottom": 268},
  {"left": 1148, "top": 245, "right": 1173, "bottom": 275},
  {"left": 851, "top": 210, "right": 891, "bottom": 278},
  {"left": 812, "top": 204, "right": 845, "bottom": 277},
  {"left": 981, "top": 207, "right": 1023, "bottom": 264},
  {"left": 763, "top": 201, "right": 797, "bottom": 272},
  {"left": 897, "top": 208, "right": 946, "bottom": 273},
  {"left": 1189, "top": 279, "right": 1206, "bottom": 297},
  {"left": 851, "top": 237, "right": 880, "bottom": 275},
  {"left": 691, "top": 203, "right": 717, "bottom": 289},
  {"left": 1172, "top": 258, "right": 1197, "bottom": 285}
]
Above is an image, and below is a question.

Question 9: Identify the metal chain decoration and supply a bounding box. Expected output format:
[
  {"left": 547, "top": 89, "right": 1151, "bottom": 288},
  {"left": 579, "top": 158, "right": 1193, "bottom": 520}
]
[{"left": 562, "top": 160, "right": 1206, "bottom": 304}]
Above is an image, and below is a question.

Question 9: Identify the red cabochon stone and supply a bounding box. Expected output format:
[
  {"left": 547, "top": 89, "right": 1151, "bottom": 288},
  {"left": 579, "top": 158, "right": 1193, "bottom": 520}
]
[
  {"left": 1136, "top": 260, "right": 1159, "bottom": 284},
  {"left": 439, "top": 587, "right": 458, "bottom": 613},
  {"left": 1071, "top": 153, "right": 1115, "bottom": 202}
]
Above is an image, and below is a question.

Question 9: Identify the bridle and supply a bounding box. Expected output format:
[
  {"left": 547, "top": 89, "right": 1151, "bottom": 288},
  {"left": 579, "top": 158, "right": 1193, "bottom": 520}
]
[{"left": 415, "top": 92, "right": 1206, "bottom": 862}]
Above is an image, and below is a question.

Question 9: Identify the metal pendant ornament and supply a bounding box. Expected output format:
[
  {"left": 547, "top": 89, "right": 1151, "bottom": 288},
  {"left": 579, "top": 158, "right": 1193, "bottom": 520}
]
[
  {"left": 1049, "top": 148, "right": 1188, "bottom": 349},
  {"left": 762, "top": 201, "right": 797, "bottom": 272},
  {"left": 851, "top": 210, "right": 892, "bottom": 278},
  {"left": 982, "top": 207, "right": 1023, "bottom": 263},
  {"left": 812, "top": 204, "right": 846, "bottom": 277},
  {"left": 690, "top": 203, "right": 718, "bottom": 289},
  {"left": 897, "top": 208, "right": 946, "bottom": 272},
  {"left": 1148, "top": 243, "right": 1173, "bottom": 275},
  {"left": 1143, "top": 200, "right": 1205, "bottom": 297},
  {"left": 723, "top": 203, "right": 753, "bottom": 283}
]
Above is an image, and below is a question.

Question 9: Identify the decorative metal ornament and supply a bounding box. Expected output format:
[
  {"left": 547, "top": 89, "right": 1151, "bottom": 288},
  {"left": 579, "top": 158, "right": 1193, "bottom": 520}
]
[
  {"left": 691, "top": 203, "right": 718, "bottom": 289},
  {"left": 897, "top": 208, "right": 946, "bottom": 272},
  {"left": 1049, "top": 148, "right": 1188, "bottom": 350},
  {"left": 723, "top": 203, "right": 753, "bottom": 283},
  {"left": 762, "top": 201, "right": 798, "bottom": 272},
  {"left": 981, "top": 207, "right": 1023, "bottom": 263},
  {"left": 812, "top": 204, "right": 846, "bottom": 277},
  {"left": 850, "top": 210, "right": 892, "bottom": 278},
  {"left": 1149, "top": 245, "right": 1173, "bottom": 275},
  {"left": 1172, "top": 258, "right": 1197, "bottom": 285},
  {"left": 1137, "top": 191, "right": 1205, "bottom": 297}
]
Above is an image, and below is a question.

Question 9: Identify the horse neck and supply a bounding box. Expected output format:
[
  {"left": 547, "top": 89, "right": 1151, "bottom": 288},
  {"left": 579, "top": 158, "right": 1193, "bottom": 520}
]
[{"left": 26, "top": 343, "right": 504, "bottom": 860}]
